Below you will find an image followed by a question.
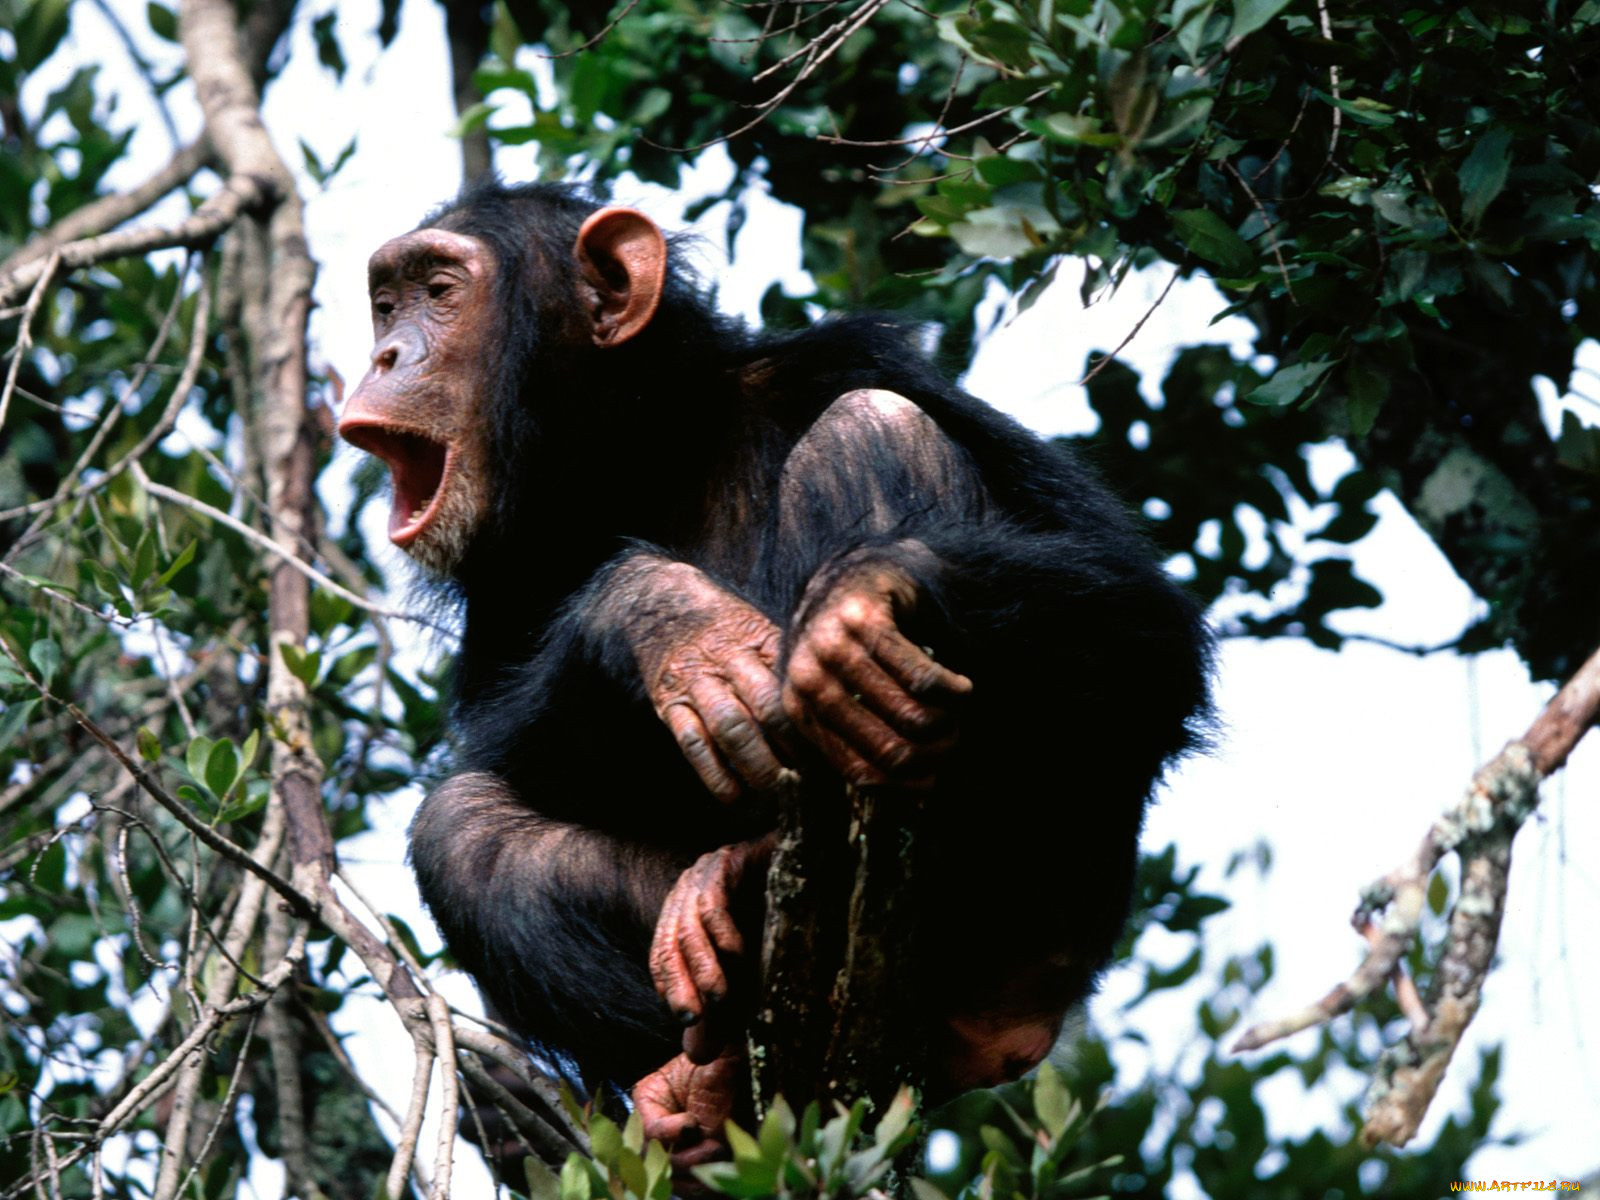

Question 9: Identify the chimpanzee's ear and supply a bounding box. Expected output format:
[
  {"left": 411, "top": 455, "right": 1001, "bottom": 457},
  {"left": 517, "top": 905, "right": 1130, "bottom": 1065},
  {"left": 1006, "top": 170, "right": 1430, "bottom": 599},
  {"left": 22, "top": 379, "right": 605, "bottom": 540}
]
[{"left": 574, "top": 207, "right": 668, "bottom": 347}]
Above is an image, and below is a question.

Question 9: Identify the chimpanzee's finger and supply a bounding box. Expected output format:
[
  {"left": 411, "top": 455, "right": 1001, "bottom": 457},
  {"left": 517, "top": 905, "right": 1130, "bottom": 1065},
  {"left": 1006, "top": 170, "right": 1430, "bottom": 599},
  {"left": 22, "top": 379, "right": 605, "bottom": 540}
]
[
  {"left": 639, "top": 1109, "right": 698, "bottom": 1144},
  {"left": 660, "top": 700, "right": 741, "bottom": 803},
  {"left": 695, "top": 875, "right": 743, "bottom": 960},
  {"left": 682, "top": 1005, "right": 736, "bottom": 1065},
  {"left": 670, "top": 1137, "right": 726, "bottom": 1169},
  {"left": 799, "top": 658, "right": 938, "bottom": 776},
  {"left": 826, "top": 646, "right": 954, "bottom": 741},
  {"left": 688, "top": 673, "right": 787, "bottom": 793},
  {"left": 782, "top": 681, "right": 893, "bottom": 785},
  {"left": 727, "top": 652, "right": 787, "bottom": 733},
  {"left": 650, "top": 911, "right": 699, "bottom": 1021},
  {"left": 867, "top": 627, "right": 973, "bottom": 700},
  {"left": 674, "top": 893, "right": 729, "bottom": 1006}
]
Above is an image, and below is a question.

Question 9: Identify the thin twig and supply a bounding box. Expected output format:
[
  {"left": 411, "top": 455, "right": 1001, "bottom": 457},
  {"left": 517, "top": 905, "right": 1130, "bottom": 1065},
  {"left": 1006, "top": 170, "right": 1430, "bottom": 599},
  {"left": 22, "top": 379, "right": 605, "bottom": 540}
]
[
  {"left": 0, "top": 252, "right": 59, "bottom": 440},
  {"left": 0, "top": 267, "right": 210, "bottom": 545},
  {"left": 527, "top": 0, "right": 644, "bottom": 59},
  {"left": 1074, "top": 266, "right": 1183, "bottom": 387},
  {"left": 133, "top": 466, "right": 448, "bottom": 632},
  {"left": 87, "top": 0, "right": 184, "bottom": 147},
  {"left": 1223, "top": 160, "right": 1297, "bottom": 302},
  {"left": 0, "top": 636, "right": 314, "bottom": 918}
]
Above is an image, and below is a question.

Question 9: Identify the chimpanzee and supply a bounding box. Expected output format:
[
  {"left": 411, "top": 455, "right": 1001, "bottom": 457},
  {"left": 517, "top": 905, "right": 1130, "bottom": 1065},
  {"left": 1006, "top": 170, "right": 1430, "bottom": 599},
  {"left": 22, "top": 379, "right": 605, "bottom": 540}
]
[{"left": 338, "top": 179, "right": 1211, "bottom": 1158}]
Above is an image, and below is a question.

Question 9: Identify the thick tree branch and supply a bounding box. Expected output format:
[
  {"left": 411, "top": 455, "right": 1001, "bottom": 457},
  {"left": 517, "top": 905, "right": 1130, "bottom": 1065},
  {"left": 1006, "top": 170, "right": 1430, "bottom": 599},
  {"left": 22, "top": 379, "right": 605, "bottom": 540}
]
[{"left": 1233, "top": 640, "right": 1600, "bottom": 1145}]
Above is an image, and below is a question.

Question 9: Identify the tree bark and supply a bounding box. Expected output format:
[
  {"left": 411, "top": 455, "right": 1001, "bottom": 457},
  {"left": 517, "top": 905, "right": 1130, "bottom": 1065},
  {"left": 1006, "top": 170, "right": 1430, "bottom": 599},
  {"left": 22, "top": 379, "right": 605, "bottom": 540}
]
[{"left": 754, "top": 779, "right": 929, "bottom": 1113}]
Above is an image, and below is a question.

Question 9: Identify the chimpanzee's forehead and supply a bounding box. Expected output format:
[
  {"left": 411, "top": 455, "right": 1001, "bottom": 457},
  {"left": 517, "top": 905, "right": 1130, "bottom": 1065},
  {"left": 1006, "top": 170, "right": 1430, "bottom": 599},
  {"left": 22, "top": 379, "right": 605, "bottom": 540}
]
[{"left": 367, "top": 228, "right": 491, "bottom": 286}]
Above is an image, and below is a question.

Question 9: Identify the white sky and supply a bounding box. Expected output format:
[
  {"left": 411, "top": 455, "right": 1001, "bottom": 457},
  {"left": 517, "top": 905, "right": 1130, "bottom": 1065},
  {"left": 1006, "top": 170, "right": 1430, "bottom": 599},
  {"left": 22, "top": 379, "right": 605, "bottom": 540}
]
[{"left": 25, "top": 0, "right": 1600, "bottom": 1192}]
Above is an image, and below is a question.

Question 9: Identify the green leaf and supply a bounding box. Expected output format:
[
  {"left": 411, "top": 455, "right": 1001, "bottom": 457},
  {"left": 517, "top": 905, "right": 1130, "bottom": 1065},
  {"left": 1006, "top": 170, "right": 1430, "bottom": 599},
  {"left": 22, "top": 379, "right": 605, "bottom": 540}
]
[
  {"left": 726, "top": 1121, "right": 763, "bottom": 1164},
  {"left": 205, "top": 738, "right": 240, "bottom": 800},
  {"left": 185, "top": 735, "right": 215, "bottom": 785},
  {"left": 874, "top": 1085, "right": 915, "bottom": 1148},
  {"left": 177, "top": 783, "right": 212, "bottom": 814},
  {"left": 1428, "top": 871, "right": 1449, "bottom": 916},
  {"left": 757, "top": 1095, "right": 795, "bottom": 1164},
  {"left": 616, "top": 1146, "right": 648, "bottom": 1197},
  {"left": 949, "top": 207, "right": 1050, "bottom": 259},
  {"left": 1458, "top": 127, "right": 1513, "bottom": 226},
  {"left": 1245, "top": 359, "right": 1335, "bottom": 407},
  {"left": 146, "top": 2, "right": 178, "bottom": 41},
  {"left": 311, "top": 11, "right": 347, "bottom": 80},
  {"left": 1170, "top": 208, "right": 1256, "bottom": 277},
  {"left": 136, "top": 727, "right": 162, "bottom": 763},
  {"left": 0, "top": 700, "right": 39, "bottom": 753},
  {"left": 1346, "top": 362, "right": 1390, "bottom": 436},
  {"left": 28, "top": 639, "right": 60, "bottom": 686},
  {"left": 559, "top": 1153, "right": 592, "bottom": 1200},
  {"left": 590, "top": 1114, "right": 621, "bottom": 1168},
  {"left": 1229, "top": 0, "right": 1290, "bottom": 40},
  {"left": 1033, "top": 1062, "right": 1073, "bottom": 1139},
  {"left": 155, "top": 540, "right": 197, "bottom": 587},
  {"left": 278, "top": 643, "right": 321, "bottom": 689},
  {"left": 215, "top": 787, "right": 269, "bottom": 825},
  {"left": 130, "top": 528, "right": 156, "bottom": 588},
  {"left": 631, "top": 88, "right": 671, "bottom": 125},
  {"left": 450, "top": 101, "right": 497, "bottom": 139},
  {"left": 644, "top": 1140, "right": 670, "bottom": 1200},
  {"left": 240, "top": 729, "right": 261, "bottom": 772}
]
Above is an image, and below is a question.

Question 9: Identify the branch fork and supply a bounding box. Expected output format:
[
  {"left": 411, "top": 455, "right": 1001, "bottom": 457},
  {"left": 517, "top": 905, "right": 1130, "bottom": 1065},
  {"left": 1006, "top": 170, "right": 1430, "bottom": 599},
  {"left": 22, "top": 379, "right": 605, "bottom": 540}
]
[{"left": 1233, "top": 644, "right": 1600, "bottom": 1146}]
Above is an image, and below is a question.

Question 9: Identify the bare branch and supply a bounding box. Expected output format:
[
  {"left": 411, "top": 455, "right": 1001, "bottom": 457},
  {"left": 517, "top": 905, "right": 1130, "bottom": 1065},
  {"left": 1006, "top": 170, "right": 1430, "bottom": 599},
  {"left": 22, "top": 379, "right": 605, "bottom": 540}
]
[
  {"left": 388, "top": 1031, "right": 437, "bottom": 1200},
  {"left": 1233, "top": 641, "right": 1600, "bottom": 1145},
  {"left": 0, "top": 141, "right": 210, "bottom": 279},
  {"left": 0, "top": 251, "right": 59, "bottom": 440},
  {"left": 427, "top": 992, "right": 460, "bottom": 1200},
  {"left": 0, "top": 173, "right": 270, "bottom": 306},
  {"left": 1075, "top": 265, "right": 1183, "bottom": 388}
]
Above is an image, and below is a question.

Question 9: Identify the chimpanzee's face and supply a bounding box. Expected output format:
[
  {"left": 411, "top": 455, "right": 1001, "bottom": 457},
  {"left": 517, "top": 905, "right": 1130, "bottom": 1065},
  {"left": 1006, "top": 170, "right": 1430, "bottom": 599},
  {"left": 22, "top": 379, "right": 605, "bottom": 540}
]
[{"left": 340, "top": 228, "right": 496, "bottom": 575}]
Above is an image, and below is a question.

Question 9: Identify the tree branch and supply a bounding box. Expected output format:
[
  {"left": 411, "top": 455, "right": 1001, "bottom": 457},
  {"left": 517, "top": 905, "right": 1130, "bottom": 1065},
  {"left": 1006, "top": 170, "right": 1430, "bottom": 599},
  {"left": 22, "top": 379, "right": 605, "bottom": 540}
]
[
  {"left": 0, "top": 140, "right": 210, "bottom": 280},
  {"left": 0, "top": 172, "right": 270, "bottom": 306},
  {"left": 1233, "top": 640, "right": 1600, "bottom": 1145}
]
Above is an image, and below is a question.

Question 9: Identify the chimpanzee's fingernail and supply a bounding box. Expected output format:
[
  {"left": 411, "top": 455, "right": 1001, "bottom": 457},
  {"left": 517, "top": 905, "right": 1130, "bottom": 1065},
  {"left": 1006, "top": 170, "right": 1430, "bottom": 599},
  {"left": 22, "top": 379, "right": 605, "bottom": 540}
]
[{"left": 676, "top": 1008, "right": 698, "bottom": 1026}]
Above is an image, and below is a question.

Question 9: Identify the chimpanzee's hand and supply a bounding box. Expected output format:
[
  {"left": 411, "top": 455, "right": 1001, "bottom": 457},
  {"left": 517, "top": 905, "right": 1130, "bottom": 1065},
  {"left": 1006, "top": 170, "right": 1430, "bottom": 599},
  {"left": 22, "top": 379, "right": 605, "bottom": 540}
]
[
  {"left": 650, "top": 836, "right": 773, "bottom": 1038},
  {"left": 612, "top": 558, "right": 790, "bottom": 802},
  {"left": 783, "top": 552, "right": 973, "bottom": 787},
  {"left": 634, "top": 1050, "right": 742, "bottom": 1170}
]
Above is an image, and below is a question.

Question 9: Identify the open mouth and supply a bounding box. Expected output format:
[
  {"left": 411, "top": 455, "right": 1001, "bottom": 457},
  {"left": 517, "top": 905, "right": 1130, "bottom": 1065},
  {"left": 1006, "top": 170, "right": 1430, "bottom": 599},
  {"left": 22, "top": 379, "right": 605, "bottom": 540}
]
[{"left": 342, "top": 425, "right": 451, "bottom": 547}]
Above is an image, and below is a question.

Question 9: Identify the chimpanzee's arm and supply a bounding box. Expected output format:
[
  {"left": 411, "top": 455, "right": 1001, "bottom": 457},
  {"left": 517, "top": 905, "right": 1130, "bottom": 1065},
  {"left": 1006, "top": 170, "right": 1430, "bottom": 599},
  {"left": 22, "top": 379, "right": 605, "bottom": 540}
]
[
  {"left": 773, "top": 387, "right": 1209, "bottom": 795},
  {"left": 454, "top": 550, "right": 791, "bottom": 808},
  {"left": 409, "top": 771, "right": 695, "bottom": 1084}
]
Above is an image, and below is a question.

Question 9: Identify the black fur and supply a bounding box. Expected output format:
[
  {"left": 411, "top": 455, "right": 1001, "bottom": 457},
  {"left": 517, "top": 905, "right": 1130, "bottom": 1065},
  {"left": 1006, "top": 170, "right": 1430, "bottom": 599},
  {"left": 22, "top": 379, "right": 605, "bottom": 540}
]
[{"left": 406, "top": 180, "right": 1213, "bottom": 1089}]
